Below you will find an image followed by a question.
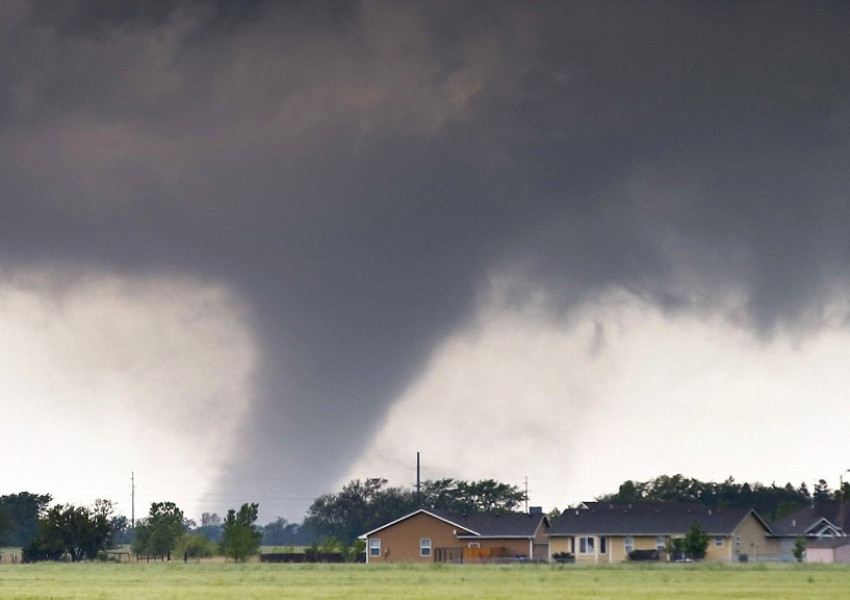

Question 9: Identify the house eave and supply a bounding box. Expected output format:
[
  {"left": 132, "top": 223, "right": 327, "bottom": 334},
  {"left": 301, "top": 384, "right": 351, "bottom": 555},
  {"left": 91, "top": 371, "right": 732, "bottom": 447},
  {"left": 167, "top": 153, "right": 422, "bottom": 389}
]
[{"left": 548, "top": 531, "right": 734, "bottom": 537}]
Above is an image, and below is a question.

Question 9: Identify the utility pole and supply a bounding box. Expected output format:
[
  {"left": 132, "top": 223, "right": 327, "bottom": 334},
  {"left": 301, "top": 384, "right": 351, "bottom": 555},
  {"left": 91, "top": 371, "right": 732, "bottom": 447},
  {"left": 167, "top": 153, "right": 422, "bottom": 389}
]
[
  {"left": 131, "top": 472, "right": 135, "bottom": 530},
  {"left": 416, "top": 452, "right": 421, "bottom": 504},
  {"left": 842, "top": 473, "right": 845, "bottom": 536},
  {"left": 524, "top": 476, "right": 529, "bottom": 513}
]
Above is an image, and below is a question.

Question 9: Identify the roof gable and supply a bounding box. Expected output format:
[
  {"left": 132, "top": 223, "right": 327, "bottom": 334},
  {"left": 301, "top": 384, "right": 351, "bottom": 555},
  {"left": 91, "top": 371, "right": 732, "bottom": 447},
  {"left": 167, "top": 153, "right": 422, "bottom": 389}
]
[
  {"left": 359, "top": 509, "right": 477, "bottom": 539},
  {"left": 770, "top": 501, "right": 850, "bottom": 537},
  {"left": 807, "top": 518, "right": 843, "bottom": 537}
]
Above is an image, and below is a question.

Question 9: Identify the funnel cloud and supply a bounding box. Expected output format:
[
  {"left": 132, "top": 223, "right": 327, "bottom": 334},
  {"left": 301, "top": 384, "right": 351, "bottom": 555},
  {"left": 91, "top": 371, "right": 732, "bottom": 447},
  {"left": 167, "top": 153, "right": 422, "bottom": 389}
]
[{"left": 2, "top": 2, "right": 850, "bottom": 519}]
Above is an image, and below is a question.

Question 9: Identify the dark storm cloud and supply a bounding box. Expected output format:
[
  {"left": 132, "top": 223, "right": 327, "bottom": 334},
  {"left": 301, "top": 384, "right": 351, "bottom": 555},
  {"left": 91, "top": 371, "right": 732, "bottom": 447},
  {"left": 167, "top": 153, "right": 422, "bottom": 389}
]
[{"left": 2, "top": 1, "right": 850, "bottom": 514}]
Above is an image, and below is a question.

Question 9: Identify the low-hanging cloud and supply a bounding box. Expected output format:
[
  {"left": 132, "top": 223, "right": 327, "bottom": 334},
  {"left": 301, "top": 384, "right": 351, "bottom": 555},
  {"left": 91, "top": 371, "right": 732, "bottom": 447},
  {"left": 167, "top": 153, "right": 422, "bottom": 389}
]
[{"left": 2, "top": 1, "right": 850, "bottom": 518}]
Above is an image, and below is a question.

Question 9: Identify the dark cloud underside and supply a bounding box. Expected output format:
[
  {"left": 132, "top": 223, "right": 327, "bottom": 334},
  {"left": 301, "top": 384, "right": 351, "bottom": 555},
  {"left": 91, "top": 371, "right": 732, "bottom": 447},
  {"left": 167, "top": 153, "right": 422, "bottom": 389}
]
[{"left": 2, "top": 1, "right": 850, "bottom": 513}]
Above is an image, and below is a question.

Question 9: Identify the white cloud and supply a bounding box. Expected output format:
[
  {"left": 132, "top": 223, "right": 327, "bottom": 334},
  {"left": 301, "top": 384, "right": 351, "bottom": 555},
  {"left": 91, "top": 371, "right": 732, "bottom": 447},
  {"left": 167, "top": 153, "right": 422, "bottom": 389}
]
[
  {"left": 0, "top": 269, "right": 257, "bottom": 520},
  {"left": 348, "top": 284, "right": 850, "bottom": 510}
]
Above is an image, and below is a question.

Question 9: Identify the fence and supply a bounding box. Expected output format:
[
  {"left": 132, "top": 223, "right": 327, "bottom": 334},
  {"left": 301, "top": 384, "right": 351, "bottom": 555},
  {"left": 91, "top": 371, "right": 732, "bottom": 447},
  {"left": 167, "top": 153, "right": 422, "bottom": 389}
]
[{"left": 433, "top": 546, "right": 518, "bottom": 564}]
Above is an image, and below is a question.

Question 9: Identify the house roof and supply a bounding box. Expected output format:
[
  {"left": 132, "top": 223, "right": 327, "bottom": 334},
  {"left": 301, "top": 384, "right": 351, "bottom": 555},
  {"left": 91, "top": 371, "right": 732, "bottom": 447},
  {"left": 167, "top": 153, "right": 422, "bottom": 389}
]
[
  {"left": 431, "top": 510, "right": 549, "bottom": 539},
  {"left": 770, "top": 501, "right": 850, "bottom": 537},
  {"left": 548, "top": 502, "right": 769, "bottom": 537},
  {"left": 360, "top": 508, "right": 548, "bottom": 539}
]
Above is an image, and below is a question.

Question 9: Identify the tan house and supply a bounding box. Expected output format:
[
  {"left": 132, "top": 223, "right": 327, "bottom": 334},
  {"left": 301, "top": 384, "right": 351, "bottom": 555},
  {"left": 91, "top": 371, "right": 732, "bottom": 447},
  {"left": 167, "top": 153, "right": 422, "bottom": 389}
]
[
  {"left": 360, "top": 509, "right": 549, "bottom": 563},
  {"left": 548, "top": 502, "right": 778, "bottom": 563}
]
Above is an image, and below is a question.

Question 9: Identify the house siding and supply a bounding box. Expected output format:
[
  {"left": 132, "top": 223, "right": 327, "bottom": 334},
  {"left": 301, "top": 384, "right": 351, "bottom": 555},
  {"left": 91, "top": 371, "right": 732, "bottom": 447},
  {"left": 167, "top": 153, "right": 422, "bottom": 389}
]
[
  {"left": 553, "top": 533, "right": 746, "bottom": 564},
  {"left": 549, "top": 536, "right": 573, "bottom": 560},
  {"left": 612, "top": 535, "right": 665, "bottom": 563},
  {"left": 805, "top": 542, "right": 850, "bottom": 564},
  {"left": 730, "top": 512, "right": 781, "bottom": 562},
  {"left": 365, "top": 512, "right": 469, "bottom": 563},
  {"left": 806, "top": 547, "right": 834, "bottom": 563},
  {"left": 550, "top": 535, "right": 664, "bottom": 563},
  {"left": 836, "top": 544, "right": 850, "bottom": 563},
  {"left": 703, "top": 535, "right": 732, "bottom": 562},
  {"left": 777, "top": 537, "right": 797, "bottom": 560},
  {"left": 532, "top": 520, "right": 549, "bottom": 560},
  {"left": 573, "top": 535, "right": 605, "bottom": 564}
]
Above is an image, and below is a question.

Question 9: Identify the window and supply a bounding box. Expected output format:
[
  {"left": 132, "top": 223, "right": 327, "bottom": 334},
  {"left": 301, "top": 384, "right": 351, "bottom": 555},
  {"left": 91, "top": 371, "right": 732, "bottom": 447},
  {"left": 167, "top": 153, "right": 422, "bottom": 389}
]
[
  {"left": 714, "top": 536, "right": 724, "bottom": 547},
  {"left": 624, "top": 536, "right": 634, "bottom": 554},
  {"left": 420, "top": 538, "right": 432, "bottom": 557},
  {"left": 579, "top": 536, "right": 595, "bottom": 554},
  {"left": 468, "top": 542, "right": 480, "bottom": 548},
  {"left": 657, "top": 536, "right": 666, "bottom": 551},
  {"left": 369, "top": 538, "right": 381, "bottom": 557},
  {"left": 600, "top": 537, "right": 607, "bottom": 554}
]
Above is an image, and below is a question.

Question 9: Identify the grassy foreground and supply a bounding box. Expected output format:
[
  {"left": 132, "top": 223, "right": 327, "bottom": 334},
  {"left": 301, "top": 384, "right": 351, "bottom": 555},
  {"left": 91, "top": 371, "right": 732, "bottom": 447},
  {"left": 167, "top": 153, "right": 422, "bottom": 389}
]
[{"left": 1, "top": 562, "right": 849, "bottom": 600}]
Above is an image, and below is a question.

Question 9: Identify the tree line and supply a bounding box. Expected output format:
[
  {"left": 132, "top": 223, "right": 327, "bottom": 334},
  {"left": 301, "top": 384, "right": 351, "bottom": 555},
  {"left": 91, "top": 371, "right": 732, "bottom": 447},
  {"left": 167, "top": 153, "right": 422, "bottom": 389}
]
[
  {"left": 0, "top": 477, "right": 527, "bottom": 560},
  {"left": 0, "top": 494, "right": 263, "bottom": 563},
  {"left": 1, "top": 473, "right": 843, "bottom": 561},
  {"left": 592, "top": 474, "right": 843, "bottom": 521}
]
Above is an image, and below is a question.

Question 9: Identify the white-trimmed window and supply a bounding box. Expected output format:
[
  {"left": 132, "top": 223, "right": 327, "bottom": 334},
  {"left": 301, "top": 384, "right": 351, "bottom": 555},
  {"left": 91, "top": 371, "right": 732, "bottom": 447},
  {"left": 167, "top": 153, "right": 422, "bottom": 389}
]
[
  {"left": 656, "top": 536, "right": 666, "bottom": 551},
  {"left": 369, "top": 538, "right": 381, "bottom": 557},
  {"left": 468, "top": 542, "right": 480, "bottom": 548},
  {"left": 420, "top": 538, "right": 432, "bottom": 557},
  {"left": 624, "top": 536, "right": 635, "bottom": 555},
  {"left": 579, "top": 536, "right": 595, "bottom": 554},
  {"left": 714, "top": 536, "right": 724, "bottom": 547}
]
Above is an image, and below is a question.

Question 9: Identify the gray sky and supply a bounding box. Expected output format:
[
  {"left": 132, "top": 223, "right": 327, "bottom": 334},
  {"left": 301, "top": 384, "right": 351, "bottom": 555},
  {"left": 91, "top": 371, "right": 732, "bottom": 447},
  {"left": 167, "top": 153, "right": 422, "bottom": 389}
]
[{"left": 2, "top": 1, "right": 850, "bottom": 521}]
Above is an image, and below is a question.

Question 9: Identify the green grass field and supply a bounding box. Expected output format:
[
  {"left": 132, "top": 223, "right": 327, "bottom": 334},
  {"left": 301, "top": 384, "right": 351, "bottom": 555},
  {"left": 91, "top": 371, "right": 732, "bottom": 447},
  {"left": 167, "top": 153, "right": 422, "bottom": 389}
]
[{"left": 0, "top": 562, "right": 849, "bottom": 599}]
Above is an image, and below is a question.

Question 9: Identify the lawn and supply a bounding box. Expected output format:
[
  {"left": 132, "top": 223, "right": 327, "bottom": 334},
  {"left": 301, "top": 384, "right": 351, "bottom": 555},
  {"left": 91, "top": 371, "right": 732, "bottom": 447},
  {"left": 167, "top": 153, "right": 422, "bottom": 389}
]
[{"left": 0, "top": 562, "right": 849, "bottom": 599}]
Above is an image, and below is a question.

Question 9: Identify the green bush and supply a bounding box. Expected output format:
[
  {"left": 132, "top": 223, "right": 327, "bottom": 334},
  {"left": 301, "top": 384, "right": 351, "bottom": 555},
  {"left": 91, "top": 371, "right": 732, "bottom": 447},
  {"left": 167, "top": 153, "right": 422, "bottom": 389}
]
[{"left": 176, "top": 533, "right": 216, "bottom": 559}]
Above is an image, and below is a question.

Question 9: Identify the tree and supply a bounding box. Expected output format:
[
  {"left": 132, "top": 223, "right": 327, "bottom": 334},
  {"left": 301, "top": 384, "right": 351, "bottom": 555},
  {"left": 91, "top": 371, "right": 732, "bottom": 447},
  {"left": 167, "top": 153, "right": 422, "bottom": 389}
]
[
  {"left": 132, "top": 501, "right": 185, "bottom": 557},
  {"left": 109, "top": 515, "right": 133, "bottom": 546},
  {"left": 683, "top": 521, "right": 709, "bottom": 560},
  {"left": 0, "top": 492, "right": 52, "bottom": 547},
  {"left": 22, "top": 500, "right": 114, "bottom": 562},
  {"left": 419, "top": 478, "right": 527, "bottom": 513},
  {"left": 792, "top": 537, "right": 807, "bottom": 563},
  {"left": 814, "top": 479, "right": 832, "bottom": 502},
  {"left": 220, "top": 503, "right": 262, "bottom": 561},
  {"left": 262, "top": 517, "right": 303, "bottom": 546},
  {"left": 176, "top": 532, "right": 216, "bottom": 559},
  {"left": 669, "top": 537, "right": 687, "bottom": 561},
  {"left": 596, "top": 474, "right": 815, "bottom": 521},
  {"left": 195, "top": 512, "right": 223, "bottom": 542},
  {"left": 304, "top": 478, "right": 416, "bottom": 544},
  {"left": 304, "top": 477, "right": 528, "bottom": 545},
  {"left": 0, "top": 506, "right": 10, "bottom": 545},
  {"left": 452, "top": 479, "right": 526, "bottom": 513}
]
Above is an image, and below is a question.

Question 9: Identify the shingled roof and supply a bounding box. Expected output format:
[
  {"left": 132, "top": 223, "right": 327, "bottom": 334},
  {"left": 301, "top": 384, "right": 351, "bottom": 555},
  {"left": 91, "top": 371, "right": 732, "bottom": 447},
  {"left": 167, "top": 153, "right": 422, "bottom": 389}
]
[
  {"left": 769, "top": 501, "right": 850, "bottom": 537},
  {"left": 430, "top": 510, "right": 548, "bottom": 538},
  {"left": 360, "top": 508, "right": 548, "bottom": 539},
  {"left": 549, "top": 502, "right": 770, "bottom": 536}
]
